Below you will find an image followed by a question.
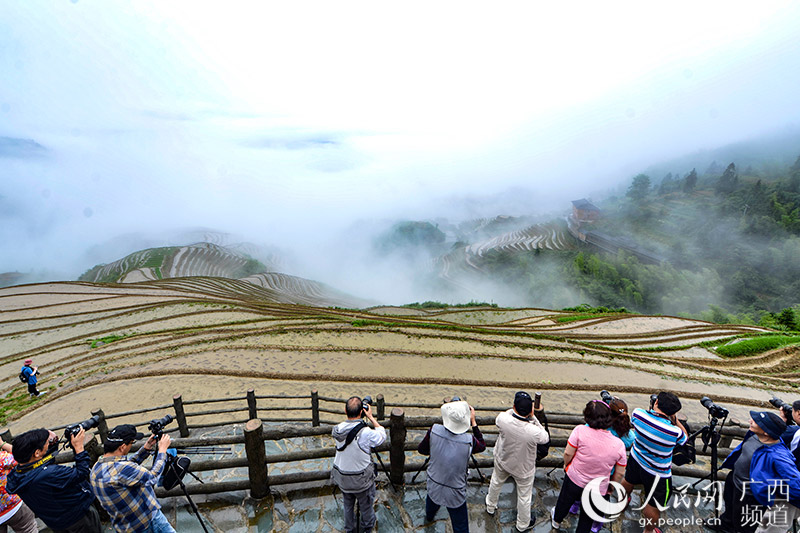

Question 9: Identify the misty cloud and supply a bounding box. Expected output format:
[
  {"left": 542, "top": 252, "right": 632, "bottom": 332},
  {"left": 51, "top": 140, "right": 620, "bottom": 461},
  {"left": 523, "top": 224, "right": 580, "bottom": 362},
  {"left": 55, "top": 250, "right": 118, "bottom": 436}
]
[
  {"left": 1, "top": 1, "right": 800, "bottom": 307},
  {"left": 242, "top": 134, "right": 341, "bottom": 151}
]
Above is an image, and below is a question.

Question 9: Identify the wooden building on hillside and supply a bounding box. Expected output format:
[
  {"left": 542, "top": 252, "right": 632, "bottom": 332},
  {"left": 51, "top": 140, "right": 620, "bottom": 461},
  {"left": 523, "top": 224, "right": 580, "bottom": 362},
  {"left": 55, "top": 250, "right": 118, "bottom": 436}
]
[{"left": 571, "top": 198, "right": 601, "bottom": 223}]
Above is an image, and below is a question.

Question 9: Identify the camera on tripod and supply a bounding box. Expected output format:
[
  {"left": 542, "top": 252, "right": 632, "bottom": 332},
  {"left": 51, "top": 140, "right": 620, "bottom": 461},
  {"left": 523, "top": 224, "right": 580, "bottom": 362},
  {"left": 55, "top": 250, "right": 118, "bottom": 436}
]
[
  {"left": 700, "top": 396, "right": 729, "bottom": 420},
  {"left": 63, "top": 415, "right": 101, "bottom": 449},
  {"left": 148, "top": 414, "right": 174, "bottom": 440},
  {"left": 769, "top": 397, "right": 795, "bottom": 424}
]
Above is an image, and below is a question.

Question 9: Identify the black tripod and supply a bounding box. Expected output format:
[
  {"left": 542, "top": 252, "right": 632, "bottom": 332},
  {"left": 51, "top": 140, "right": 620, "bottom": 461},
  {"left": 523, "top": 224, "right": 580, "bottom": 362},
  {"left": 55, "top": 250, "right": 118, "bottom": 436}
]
[
  {"left": 163, "top": 454, "right": 211, "bottom": 533},
  {"left": 373, "top": 449, "right": 397, "bottom": 492},
  {"left": 151, "top": 443, "right": 211, "bottom": 533},
  {"left": 690, "top": 413, "right": 727, "bottom": 519}
]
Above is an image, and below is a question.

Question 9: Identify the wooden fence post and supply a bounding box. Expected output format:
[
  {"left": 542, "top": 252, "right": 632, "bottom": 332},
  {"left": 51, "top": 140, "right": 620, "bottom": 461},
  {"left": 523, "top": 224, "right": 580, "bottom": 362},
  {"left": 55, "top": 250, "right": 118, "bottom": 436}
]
[
  {"left": 85, "top": 435, "right": 103, "bottom": 465},
  {"left": 247, "top": 389, "right": 258, "bottom": 420},
  {"left": 0, "top": 429, "right": 12, "bottom": 444},
  {"left": 91, "top": 408, "right": 109, "bottom": 443},
  {"left": 173, "top": 395, "right": 190, "bottom": 438},
  {"left": 311, "top": 389, "right": 320, "bottom": 427},
  {"left": 244, "top": 419, "right": 269, "bottom": 499},
  {"left": 389, "top": 408, "right": 406, "bottom": 486},
  {"left": 376, "top": 394, "right": 385, "bottom": 421}
]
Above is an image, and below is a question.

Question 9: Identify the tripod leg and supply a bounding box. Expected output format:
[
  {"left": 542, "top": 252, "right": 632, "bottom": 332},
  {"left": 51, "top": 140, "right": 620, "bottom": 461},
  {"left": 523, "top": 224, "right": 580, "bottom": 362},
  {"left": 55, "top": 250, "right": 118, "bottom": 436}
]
[{"left": 177, "top": 478, "right": 210, "bottom": 533}]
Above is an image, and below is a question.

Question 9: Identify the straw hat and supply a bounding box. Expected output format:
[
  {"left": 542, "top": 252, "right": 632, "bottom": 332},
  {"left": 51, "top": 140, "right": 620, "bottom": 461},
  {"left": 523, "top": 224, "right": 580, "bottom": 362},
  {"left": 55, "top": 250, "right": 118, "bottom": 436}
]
[{"left": 441, "top": 401, "right": 471, "bottom": 434}]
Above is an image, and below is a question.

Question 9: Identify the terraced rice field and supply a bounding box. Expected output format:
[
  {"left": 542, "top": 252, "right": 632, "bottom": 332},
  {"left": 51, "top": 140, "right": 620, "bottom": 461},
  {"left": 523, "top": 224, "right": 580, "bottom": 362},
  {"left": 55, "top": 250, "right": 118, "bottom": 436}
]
[
  {"left": 80, "top": 242, "right": 282, "bottom": 284},
  {"left": 2, "top": 278, "right": 797, "bottom": 433},
  {"left": 465, "top": 221, "right": 575, "bottom": 257},
  {"left": 436, "top": 220, "right": 575, "bottom": 286}
]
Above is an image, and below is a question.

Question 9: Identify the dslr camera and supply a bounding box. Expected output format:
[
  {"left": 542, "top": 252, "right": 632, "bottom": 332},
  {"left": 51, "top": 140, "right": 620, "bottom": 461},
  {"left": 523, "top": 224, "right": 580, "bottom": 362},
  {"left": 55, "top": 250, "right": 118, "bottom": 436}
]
[
  {"left": 148, "top": 414, "right": 174, "bottom": 440},
  {"left": 700, "top": 396, "right": 729, "bottom": 419},
  {"left": 770, "top": 397, "right": 795, "bottom": 425},
  {"left": 63, "top": 415, "right": 101, "bottom": 449},
  {"left": 361, "top": 396, "right": 373, "bottom": 413},
  {"left": 600, "top": 390, "right": 614, "bottom": 403}
]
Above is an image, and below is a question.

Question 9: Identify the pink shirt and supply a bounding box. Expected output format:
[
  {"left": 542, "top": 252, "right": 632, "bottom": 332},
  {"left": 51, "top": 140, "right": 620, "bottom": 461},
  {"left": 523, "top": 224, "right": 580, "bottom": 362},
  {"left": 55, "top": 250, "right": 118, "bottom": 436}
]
[{"left": 565, "top": 425, "right": 627, "bottom": 494}]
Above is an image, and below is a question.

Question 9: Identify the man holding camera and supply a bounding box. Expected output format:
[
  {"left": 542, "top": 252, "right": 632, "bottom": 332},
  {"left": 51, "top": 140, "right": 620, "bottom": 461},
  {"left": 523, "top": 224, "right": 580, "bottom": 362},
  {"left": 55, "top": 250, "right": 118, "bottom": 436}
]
[
  {"left": 485, "top": 391, "right": 549, "bottom": 532},
  {"left": 19, "top": 359, "right": 44, "bottom": 397},
  {"left": 6, "top": 427, "right": 102, "bottom": 532},
  {"left": 621, "top": 391, "right": 687, "bottom": 533},
  {"left": 90, "top": 424, "right": 174, "bottom": 533},
  {"left": 331, "top": 396, "right": 387, "bottom": 533},
  {"left": 418, "top": 398, "right": 486, "bottom": 533},
  {"left": 716, "top": 411, "right": 800, "bottom": 533}
]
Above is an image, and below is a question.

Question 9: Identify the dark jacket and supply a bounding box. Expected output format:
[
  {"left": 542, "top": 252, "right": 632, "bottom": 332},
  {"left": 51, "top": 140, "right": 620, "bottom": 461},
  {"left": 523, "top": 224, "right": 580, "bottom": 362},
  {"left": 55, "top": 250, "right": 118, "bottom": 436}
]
[
  {"left": 721, "top": 432, "right": 800, "bottom": 508},
  {"left": 6, "top": 451, "right": 95, "bottom": 529}
]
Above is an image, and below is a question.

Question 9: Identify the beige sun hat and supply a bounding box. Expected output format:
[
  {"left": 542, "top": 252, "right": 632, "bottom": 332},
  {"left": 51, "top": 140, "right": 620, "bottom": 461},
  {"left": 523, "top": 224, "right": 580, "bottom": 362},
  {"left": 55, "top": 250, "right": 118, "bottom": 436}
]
[{"left": 441, "top": 400, "right": 471, "bottom": 434}]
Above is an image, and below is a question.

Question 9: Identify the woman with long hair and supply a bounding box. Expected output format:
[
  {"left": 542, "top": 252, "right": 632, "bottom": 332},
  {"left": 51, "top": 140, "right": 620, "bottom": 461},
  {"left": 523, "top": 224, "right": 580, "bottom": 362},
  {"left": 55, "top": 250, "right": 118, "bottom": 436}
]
[
  {"left": 608, "top": 397, "right": 635, "bottom": 450},
  {"left": 551, "top": 400, "right": 627, "bottom": 533}
]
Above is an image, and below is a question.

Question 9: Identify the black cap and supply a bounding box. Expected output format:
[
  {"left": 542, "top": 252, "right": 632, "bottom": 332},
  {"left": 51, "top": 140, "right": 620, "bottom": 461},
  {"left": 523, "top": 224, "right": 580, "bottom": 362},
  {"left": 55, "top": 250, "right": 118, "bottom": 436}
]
[
  {"left": 514, "top": 391, "right": 533, "bottom": 416},
  {"left": 750, "top": 411, "right": 787, "bottom": 440},
  {"left": 106, "top": 424, "right": 144, "bottom": 443}
]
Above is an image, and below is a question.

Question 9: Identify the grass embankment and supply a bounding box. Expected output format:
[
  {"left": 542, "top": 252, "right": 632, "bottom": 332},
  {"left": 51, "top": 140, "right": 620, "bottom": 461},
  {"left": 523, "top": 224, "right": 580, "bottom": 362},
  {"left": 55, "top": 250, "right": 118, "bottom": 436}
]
[
  {"left": 89, "top": 334, "right": 130, "bottom": 348},
  {"left": 0, "top": 389, "right": 46, "bottom": 425},
  {"left": 555, "top": 304, "right": 630, "bottom": 323},
  {"left": 715, "top": 335, "right": 800, "bottom": 357}
]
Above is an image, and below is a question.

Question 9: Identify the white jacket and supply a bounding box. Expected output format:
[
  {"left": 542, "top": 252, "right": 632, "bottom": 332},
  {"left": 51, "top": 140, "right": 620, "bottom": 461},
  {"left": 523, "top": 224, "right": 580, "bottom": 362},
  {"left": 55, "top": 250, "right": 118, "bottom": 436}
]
[{"left": 493, "top": 409, "right": 549, "bottom": 479}]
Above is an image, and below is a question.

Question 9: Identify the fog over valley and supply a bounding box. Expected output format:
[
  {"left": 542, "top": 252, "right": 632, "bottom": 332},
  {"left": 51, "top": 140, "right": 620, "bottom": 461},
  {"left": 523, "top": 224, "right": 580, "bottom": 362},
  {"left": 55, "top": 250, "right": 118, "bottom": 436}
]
[{"left": 3, "top": 2, "right": 800, "bottom": 312}]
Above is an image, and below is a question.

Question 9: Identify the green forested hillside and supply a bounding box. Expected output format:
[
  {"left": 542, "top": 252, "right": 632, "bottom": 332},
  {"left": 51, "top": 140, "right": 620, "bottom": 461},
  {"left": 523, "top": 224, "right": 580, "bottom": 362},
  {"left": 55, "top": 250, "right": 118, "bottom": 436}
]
[{"left": 473, "top": 157, "right": 800, "bottom": 326}]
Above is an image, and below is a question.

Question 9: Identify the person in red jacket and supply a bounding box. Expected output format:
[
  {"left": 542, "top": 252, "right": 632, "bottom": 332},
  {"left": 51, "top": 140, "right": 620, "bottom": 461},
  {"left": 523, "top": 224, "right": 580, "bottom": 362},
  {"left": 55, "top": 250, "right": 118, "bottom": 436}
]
[{"left": 0, "top": 438, "right": 37, "bottom": 533}]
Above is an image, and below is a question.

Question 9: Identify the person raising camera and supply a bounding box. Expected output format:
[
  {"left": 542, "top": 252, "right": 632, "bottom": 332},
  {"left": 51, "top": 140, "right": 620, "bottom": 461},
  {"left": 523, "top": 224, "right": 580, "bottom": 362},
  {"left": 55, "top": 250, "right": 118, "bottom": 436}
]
[
  {"left": 418, "top": 397, "right": 485, "bottom": 533},
  {"left": 90, "top": 424, "right": 174, "bottom": 533},
  {"left": 551, "top": 399, "right": 627, "bottom": 533},
  {"left": 485, "top": 391, "right": 549, "bottom": 532},
  {"left": 6, "top": 427, "right": 102, "bottom": 532},
  {"left": 621, "top": 391, "right": 687, "bottom": 533},
  {"left": 331, "top": 396, "right": 386, "bottom": 533}
]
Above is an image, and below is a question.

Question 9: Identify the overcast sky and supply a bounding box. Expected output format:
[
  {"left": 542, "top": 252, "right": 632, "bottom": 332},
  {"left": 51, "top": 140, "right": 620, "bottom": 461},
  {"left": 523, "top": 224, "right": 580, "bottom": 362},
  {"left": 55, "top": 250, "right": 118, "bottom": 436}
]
[{"left": 2, "top": 1, "right": 800, "bottom": 278}]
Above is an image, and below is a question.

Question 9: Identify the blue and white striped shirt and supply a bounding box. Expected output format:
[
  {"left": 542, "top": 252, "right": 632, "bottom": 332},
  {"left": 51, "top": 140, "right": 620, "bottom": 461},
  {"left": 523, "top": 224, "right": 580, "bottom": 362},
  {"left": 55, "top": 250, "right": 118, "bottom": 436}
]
[{"left": 630, "top": 408, "right": 687, "bottom": 477}]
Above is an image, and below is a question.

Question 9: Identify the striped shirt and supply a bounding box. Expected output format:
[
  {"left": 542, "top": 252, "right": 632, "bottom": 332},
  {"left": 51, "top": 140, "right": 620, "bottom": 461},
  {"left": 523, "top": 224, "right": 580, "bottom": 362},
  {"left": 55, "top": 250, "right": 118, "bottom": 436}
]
[
  {"left": 90, "top": 447, "right": 166, "bottom": 533},
  {"left": 630, "top": 408, "right": 687, "bottom": 477}
]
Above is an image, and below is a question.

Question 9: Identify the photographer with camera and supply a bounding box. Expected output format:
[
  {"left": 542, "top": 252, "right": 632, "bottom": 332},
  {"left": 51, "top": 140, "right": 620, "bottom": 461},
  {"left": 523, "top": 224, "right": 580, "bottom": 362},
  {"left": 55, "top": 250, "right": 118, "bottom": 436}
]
[
  {"left": 6, "top": 427, "right": 101, "bottom": 532},
  {"left": 418, "top": 397, "right": 485, "bottom": 533},
  {"left": 715, "top": 411, "right": 800, "bottom": 533},
  {"left": 331, "top": 396, "right": 386, "bottom": 533},
  {"left": 19, "top": 359, "right": 44, "bottom": 398},
  {"left": 769, "top": 398, "right": 800, "bottom": 453},
  {"left": 90, "top": 424, "right": 174, "bottom": 533},
  {"left": 484, "top": 391, "right": 549, "bottom": 532},
  {"left": 621, "top": 391, "right": 687, "bottom": 533}
]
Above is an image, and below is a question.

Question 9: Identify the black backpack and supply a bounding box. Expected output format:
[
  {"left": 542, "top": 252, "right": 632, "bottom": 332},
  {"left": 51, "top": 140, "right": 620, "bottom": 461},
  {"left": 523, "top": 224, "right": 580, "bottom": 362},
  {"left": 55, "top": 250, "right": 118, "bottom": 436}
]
[
  {"left": 18, "top": 370, "right": 28, "bottom": 383},
  {"left": 534, "top": 411, "right": 551, "bottom": 462},
  {"left": 672, "top": 419, "right": 696, "bottom": 466}
]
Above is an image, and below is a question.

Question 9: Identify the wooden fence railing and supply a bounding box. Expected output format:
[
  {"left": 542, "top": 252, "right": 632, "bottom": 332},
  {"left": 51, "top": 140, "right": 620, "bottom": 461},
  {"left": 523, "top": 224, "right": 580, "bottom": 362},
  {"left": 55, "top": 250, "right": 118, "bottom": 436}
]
[{"left": 1, "top": 389, "right": 748, "bottom": 500}]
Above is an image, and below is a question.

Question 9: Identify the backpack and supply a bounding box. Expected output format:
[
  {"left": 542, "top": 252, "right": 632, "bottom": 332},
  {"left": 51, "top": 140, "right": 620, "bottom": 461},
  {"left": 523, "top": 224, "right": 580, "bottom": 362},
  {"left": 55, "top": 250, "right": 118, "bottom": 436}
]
[
  {"left": 18, "top": 370, "right": 28, "bottom": 383},
  {"left": 672, "top": 419, "right": 696, "bottom": 466},
  {"left": 534, "top": 411, "right": 550, "bottom": 462}
]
